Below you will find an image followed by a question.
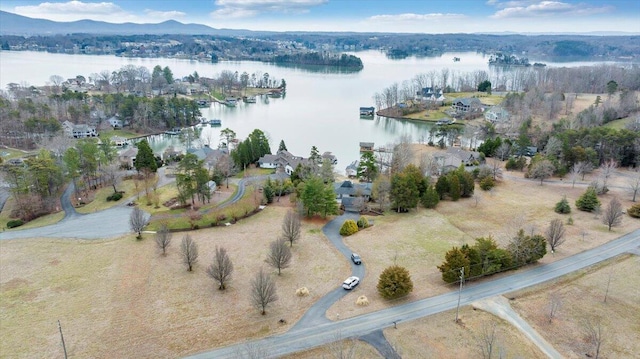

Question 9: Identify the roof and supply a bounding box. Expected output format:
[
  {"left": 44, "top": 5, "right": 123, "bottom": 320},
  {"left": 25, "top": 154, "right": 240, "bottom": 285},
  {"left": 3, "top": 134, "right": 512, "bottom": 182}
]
[
  {"left": 334, "top": 180, "right": 372, "bottom": 197},
  {"left": 454, "top": 97, "right": 482, "bottom": 106},
  {"left": 360, "top": 142, "right": 374, "bottom": 147}
]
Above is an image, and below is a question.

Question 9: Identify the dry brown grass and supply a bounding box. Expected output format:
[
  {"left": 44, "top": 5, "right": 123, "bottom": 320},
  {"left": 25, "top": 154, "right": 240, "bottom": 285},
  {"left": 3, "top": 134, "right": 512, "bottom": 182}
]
[
  {"left": 383, "top": 306, "right": 545, "bottom": 358},
  {"left": 510, "top": 255, "right": 640, "bottom": 358},
  {"left": 0, "top": 206, "right": 349, "bottom": 358},
  {"left": 327, "top": 147, "right": 639, "bottom": 322},
  {"left": 1, "top": 143, "right": 639, "bottom": 358}
]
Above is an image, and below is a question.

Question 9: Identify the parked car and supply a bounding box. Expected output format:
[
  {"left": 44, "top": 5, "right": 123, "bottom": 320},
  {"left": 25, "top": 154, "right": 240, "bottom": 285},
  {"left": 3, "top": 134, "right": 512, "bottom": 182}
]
[
  {"left": 342, "top": 276, "right": 360, "bottom": 290},
  {"left": 351, "top": 253, "right": 362, "bottom": 265}
]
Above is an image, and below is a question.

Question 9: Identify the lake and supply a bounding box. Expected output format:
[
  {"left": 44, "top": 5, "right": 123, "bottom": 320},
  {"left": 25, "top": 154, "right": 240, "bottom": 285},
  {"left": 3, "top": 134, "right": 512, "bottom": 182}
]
[{"left": 0, "top": 50, "right": 620, "bottom": 172}]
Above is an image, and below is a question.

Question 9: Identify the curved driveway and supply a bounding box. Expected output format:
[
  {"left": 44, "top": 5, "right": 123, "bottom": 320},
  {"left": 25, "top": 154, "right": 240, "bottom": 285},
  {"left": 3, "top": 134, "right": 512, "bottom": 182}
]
[{"left": 185, "top": 229, "right": 639, "bottom": 359}]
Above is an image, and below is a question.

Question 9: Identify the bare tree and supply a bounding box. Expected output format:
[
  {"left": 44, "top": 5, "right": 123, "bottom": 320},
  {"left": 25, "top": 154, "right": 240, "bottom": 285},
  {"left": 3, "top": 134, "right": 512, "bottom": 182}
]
[
  {"left": 372, "top": 174, "right": 392, "bottom": 211},
  {"left": 575, "top": 161, "right": 594, "bottom": 181},
  {"left": 569, "top": 163, "right": 582, "bottom": 188},
  {"left": 529, "top": 159, "right": 555, "bottom": 185},
  {"left": 154, "top": 223, "right": 172, "bottom": 255},
  {"left": 602, "top": 198, "right": 624, "bottom": 231},
  {"left": 487, "top": 158, "right": 503, "bottom": 180},
  {"left": 266, "top": 238, "right": 292, "bottom": 275},
  {"left": 495, "top": 143, "right": 511, "bottom": 161},
  {"left": 129, "top": 207, "right": 147, "bottom": 239},
  {"left": 546, "top": 292, "right": 562, "bottom": 323},
  {"left": 206, "top": 246, "right": 234, "bottom": 290},
  {"left": 475, "top": 321, "right": 499, "bottom": 359},
  {"left": 419, "top": 152, "right": 438, "bottom": 177},
  {"left": 628, "top": 172, "right": 640, "bottom": 202},
  {"left": 251, "top": 268, "right": 278, "bottom": 315},
  {"left": 281, "top": 210, "right": 301, "bottom": 247},
  {"left": 545, "top": 219, "right": 566, "bottom": 253},
  {"left": 603, "top": 268, "right": 613, "bottom": 303},
  {"left": 180, "top": 235, "right": 199, "bottom": 272},
  {"left": 327, "top": 331, "right": 358, "bottom": 359},
  {"left": 102, "top": 162, "right": 122, "bottom": 194},
  {"left": 390, "top": 134, "right": 413, "bottom": 174},
  {"left": 582, "top": 317, "right": 605, "bottom": 359},
  {"left": 599, "top": 160, "right": 617, "bottom": 190}
]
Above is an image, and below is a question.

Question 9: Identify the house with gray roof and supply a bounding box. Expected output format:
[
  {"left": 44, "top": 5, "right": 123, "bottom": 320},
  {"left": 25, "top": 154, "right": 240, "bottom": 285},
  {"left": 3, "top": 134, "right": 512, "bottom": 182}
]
[
  {"left": 484, "top": 106, "right": 510, "bottom": 124},
  {"left": 451, "top": 97, "right": 482, "bottom": 114},
  {"left": 258, "top": 150, "right": 310, "bottom": 175},
  {"left": 333, "top": 180, "right": 372, "bottom": 212}
]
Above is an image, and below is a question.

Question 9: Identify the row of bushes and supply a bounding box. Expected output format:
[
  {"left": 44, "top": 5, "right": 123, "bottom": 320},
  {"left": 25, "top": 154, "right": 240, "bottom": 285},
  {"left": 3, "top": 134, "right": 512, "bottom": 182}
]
[
  {"left": 106, "top": 192, "right": 123, "bottom": 201},
  {"left": 7, "top": 219, "right": 24, "bottom": 228},
  {"left": 339, "top": 216, "right": 371, "bottom": 236}
]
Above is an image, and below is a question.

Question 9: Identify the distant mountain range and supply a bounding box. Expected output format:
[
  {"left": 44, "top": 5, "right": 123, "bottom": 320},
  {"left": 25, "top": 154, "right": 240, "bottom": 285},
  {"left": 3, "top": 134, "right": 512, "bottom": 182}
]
[
  {"left": 2, "top": 10, "right": 638, "bottom": 37},
  {"left": 0, "top": 10, "right": 257, "bottom": 36}
]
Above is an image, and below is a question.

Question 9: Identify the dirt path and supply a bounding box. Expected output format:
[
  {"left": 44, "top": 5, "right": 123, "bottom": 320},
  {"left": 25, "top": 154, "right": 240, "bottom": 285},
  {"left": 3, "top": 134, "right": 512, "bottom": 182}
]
[{"left": 472, "top": 296, "right": 563, "bottom": 359}]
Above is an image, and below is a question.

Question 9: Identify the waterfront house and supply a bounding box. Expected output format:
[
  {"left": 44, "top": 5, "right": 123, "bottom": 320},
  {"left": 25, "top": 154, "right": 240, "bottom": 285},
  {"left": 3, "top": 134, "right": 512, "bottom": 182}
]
[
  {"left": 433, "top": 148, "right": 481, "bottom": 174},
  {"left": 345, "top": 160, "right": 359, "bottom": 178},
  {"left": 451, "top": 97, "right": 482, "bottom": 114},
  {"left": 484, "top": 106, "right": 510, "bottom": 124},
  {"left": 334, "top": 180, "right": 372, "bottom": 212},
  {"left": 258, "top": 150, "right": 310, "bottom": 175},
  {"left": 322, "top": 152, "right": 338, "bottom": 165},
  {"left": 359, "top": 107, "right": 375, "bottom": 116},
  {"left": 118, "top": 147, "right": 138, "bottom": 168},
  {"left": 360, "top": 142, "right": 374, "bottom": 152},
  {"left": 71, "top": 124, "right": 98, "bottom": 138},
  {"left": 111, "top": 136, "right": 128, "bottom": 147},
  {"left": 107, "top": 115, "right": 123, "bottom": 128},
  {"left": 420, "top": 87, "right": 445, "bottom": 103}
]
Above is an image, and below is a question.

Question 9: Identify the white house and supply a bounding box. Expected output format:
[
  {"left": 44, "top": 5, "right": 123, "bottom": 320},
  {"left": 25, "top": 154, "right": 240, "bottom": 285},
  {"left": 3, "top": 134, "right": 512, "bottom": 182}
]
[
  {"left": 484, "top": 106, "right": 510, "bottom": 124},
  {"left": 107, "top": 115, "right": 123, "bottom": 128}
]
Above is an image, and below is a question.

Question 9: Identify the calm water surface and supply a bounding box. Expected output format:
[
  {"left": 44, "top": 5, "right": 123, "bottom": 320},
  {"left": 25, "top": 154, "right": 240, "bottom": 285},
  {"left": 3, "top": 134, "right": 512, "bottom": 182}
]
[{"left": 0, "top": 50, "right": 619, "bottom": 171}]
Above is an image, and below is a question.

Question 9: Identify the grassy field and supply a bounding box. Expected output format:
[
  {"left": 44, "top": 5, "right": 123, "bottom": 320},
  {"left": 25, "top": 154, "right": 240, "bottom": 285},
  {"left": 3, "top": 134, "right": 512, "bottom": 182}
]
[
  {"left": 1, "top": 145, "right": 639, "bottom": 358},
  {"left": 0, "top": 205, "right": 349, "bottom": 358}
]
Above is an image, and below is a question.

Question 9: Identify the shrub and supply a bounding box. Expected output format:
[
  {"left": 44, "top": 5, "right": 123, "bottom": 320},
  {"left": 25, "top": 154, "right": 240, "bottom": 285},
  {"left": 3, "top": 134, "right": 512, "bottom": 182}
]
[
  {"left": 479, "top": 176, "right": 495, "bottom": 191},
  {"left": 356, "top": 216, "right": 369, "bottom": 229},
  {"left": 554, "top": 196, "right": 571, "bottom": 214},
  {"left": 356, "top": 295, "right": 370, "bottom": 306},
  {"left": 106, "top": 192, "right": 123, "bottom": 201},
  {"left": 628, "top": 203, "right": 640, "bottom": 218},
  {"left": 377, "top": 265, "right": 413, "bottom": 300},
  {"left": 576, "top": 187, "right": 601, "bottom": 212},
  {"left": 339, "top": 219, "right": 359, "bottom": 236},
  {"left": 295, "top": 287, "right": 310, "bottom": 297},
  {"left": 7, "top": 219, "right": 24, "bottom": 228}
]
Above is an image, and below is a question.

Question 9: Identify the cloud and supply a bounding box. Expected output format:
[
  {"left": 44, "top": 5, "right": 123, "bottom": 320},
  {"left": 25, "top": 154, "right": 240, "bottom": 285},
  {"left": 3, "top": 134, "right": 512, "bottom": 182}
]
[
  {"left": 210, "top": 0, "right": 327, "bottom": 19},
  {"left": 144, "top": 9, "right": 187, "bottom": 20},
  {"left": 368, "top": 13, "right": 466, "bottom": 22},
  {"left": 490, "top": 1, "right": 614, "bottom": 18},
  {"left": 13, "top": 1, "right": 135, "bottom": 22}
]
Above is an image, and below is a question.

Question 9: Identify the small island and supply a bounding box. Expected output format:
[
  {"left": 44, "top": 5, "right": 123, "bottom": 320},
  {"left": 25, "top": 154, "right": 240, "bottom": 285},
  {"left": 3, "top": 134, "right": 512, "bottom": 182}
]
[{"left": 273, "top": 52, "right": 363, "bottom": 70}]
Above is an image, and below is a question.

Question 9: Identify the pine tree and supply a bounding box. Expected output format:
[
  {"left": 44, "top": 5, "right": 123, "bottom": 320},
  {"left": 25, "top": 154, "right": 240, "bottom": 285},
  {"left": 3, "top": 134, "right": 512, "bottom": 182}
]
[
  {"left": 576, "top": 187, "right": 601, "bottom": 212},
  {"left": 438, "top": 247, "right": 470, "bottom": 283},
  {"left": 377, "top": 265, "right": 414, "bottom": 299},
  {"left": 421, "top": 184, "right": 440, "bottom": 208},
  {"left": 135, "top": 139, "right": 158, "bottom": 173}
]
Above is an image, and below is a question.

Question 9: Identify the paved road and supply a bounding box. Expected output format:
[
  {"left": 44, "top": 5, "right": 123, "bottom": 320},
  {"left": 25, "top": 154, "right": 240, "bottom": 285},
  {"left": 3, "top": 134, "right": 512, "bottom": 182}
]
[
  {"left": 0, "top": 182, "right": 143, "bottom": 240},
  {"left": 473, "top": 296, "right": 562, "bottom": 358},
  {"left": 185, "top": 229, "right": 639, "bottom": 359}
]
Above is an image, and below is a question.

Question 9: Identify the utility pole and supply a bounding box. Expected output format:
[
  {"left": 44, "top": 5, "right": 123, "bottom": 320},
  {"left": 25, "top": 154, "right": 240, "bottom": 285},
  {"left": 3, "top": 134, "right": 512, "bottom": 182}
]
[
  {"left": 58, "top": 320, "right": 68, "bottom": 359},
  {"left": 455, "top": 267, "right": 464, "bottom": 323}
]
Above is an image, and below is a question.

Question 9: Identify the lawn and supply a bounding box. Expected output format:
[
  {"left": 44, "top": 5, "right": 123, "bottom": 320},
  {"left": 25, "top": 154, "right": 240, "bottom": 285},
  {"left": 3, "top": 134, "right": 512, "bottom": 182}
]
[
  {"left": 604, "top": 116, "right": 635, "bottom": 130},
  {"left": 0, "top": 206, "right": 348, "bottom": 359},
  {"left": 1, "top": 144, "right": 639, "bottom": 358},
  {"left": 0, "top": 196, "right": 65, "bottom": 230}
]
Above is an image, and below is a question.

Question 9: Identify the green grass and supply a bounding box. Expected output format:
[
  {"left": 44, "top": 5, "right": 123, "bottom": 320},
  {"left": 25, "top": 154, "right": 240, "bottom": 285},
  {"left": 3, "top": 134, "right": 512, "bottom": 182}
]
[
  {"left": 100, "top": 129, "right": 147, "bottom": 140},
  {"left": 0, "top": 147, "right": 35, "bottom": 160},
  {"left": 75, "top": 179, "right": 140, "bottom": 214},
  {"left": 235, "top": 168, "right": 274, "bottom": 178},
  {"left": 604, "top": 117, "right": 634, "bottom": 130}
]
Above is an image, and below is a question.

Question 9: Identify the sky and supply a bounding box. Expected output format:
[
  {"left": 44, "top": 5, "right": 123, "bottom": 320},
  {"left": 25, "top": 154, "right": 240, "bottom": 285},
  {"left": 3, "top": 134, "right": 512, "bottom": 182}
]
[{"left": 1, "top": 0, "right": 639, "bottom": 34}]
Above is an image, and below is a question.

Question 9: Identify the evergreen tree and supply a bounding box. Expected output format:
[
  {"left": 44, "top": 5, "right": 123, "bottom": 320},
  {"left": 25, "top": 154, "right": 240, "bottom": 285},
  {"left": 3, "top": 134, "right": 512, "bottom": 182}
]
[
  {"left": 421, "top": 184, "right": 440, "bottom": 209},
  {"left": 449, "top": 175, "right": 461, "bottom": 201},
  {"left": 435, "top": 175, "right": 449, "bottom": 199},
  {"left": 576, "top": 187, "right": 601, "bottom": 212},
  {"left": 390, "top": 172, "right": 419, "bottom": 212},
  {"left": 135, "top": 139, "right": 158, "bottom": 173},
  {"left": 438, "top": 247, "right": 470, "bottom": 283},
  {"left": 357, "top": 151, "right": 379, "bottom": 183},
  {"left": 377, "top": 265, "right": 414, "bottom": 300},
  {"left": 555, "top": 196, "right": 572, "bottom": 214},
  {"left": 278, "top": 139, "right": 288, "bottom": 152},
  {"left": 507, "top": 229, "right": 547, "bottom": 266}
]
